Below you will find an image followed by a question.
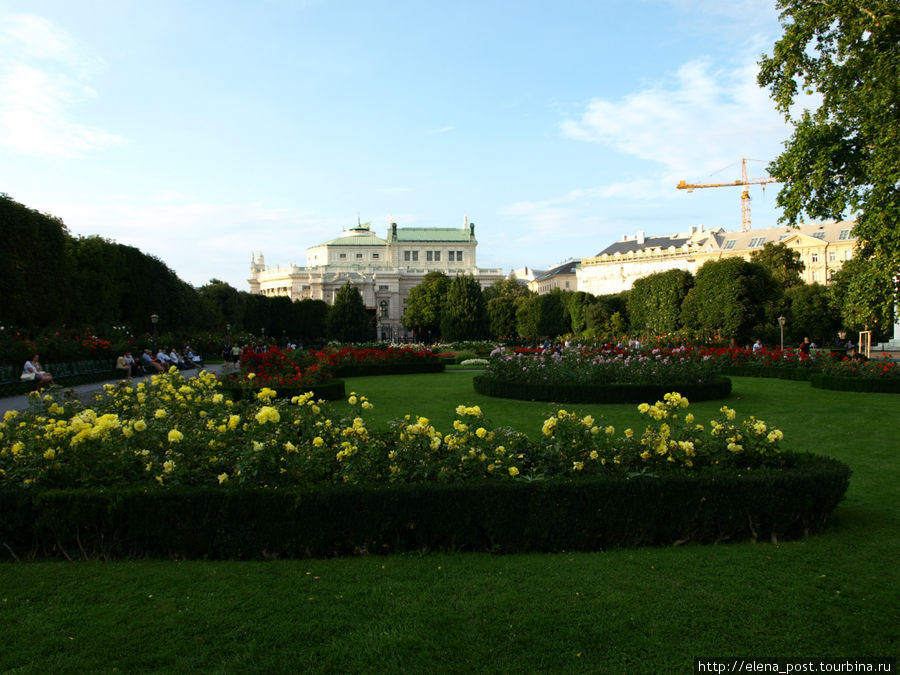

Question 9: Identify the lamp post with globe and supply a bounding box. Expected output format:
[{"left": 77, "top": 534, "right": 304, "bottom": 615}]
[{"left": 778, "top": 315, "right": 786, "bottom": 351}]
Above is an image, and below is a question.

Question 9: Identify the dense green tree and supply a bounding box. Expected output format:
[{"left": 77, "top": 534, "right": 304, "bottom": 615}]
[
  {"left": 440, "top": 275, "right": 488, "bottom": 341},
  {"left": 294, "top": 299, "right": 329, "bottom": 345},
  {"left": 516, "top": 291, "right": 570, "bottom": 341},
  {"left": 785, "top": 283, "right": 841, "bottom": 345},
  {"left": 681, "top": 258, "right": 780, "bottom": 343},
  {"left": 198, "top": 280, "right": 246, "bottom": 330},
  {"left": 627, "top": 269, "right": 694, "bottom": 334},
  {"left": 484, "top": 278, "right": 532, "bottom": 339},
  {"left": 828, "top": 255, "right": 895, "bottom": 339},
  {"left": 566, "top": 291, "right": 597, "bottom": 334},
  {"left": 750, "top": 242, "right": 805, "bottom": 290},
  {"left": 0, "top": 194, "right": 73, "bottom": 327},
  {"left": 326, "top": 283, "right": 372, "bottom": 343},
  {"left": 402, "top": 272, "right": 450, "bottom": 341},
  {"left": 758, "top": 1, "right": 900, "bottom": 307}
]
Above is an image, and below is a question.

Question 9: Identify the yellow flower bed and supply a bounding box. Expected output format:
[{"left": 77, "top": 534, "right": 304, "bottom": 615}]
[{"left": 0, "top": 370, "right": 785, "bottom": 489}]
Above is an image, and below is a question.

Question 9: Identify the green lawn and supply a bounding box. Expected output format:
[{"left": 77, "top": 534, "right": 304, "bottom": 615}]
[{"left": 1, "top": 374, "right": 897, "bottom": 672}]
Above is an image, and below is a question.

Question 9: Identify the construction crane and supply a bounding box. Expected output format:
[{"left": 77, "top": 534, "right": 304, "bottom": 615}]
[{"left": 676, "top": 158, "right": 778, "bottom": 231}]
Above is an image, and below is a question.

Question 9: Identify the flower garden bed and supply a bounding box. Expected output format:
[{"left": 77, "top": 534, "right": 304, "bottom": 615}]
[
  {"left": 0, "top": 371, "right": 851, "bottom": 559},
  {"left": 222, "top": 379, "right": 346, "bottom": 401},
  {"left": 477, "top": 344, "right": 731, "bottom": 403}
]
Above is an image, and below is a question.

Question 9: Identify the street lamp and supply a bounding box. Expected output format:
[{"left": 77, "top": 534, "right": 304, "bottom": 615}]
[
  {"left": 151, "top": 313, "right": 159, "bottom": 352},
  {"left": 778, "top": 315, "right": 786, "bottom": 350}
]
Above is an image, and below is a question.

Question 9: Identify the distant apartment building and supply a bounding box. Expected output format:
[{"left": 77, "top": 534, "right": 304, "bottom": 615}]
[
  {"left": 576, "top": 221, "right": 857, "bottom": 296},
  {"left": 248, "top": 219, "right": 504, "bottom": 341},
  {"left": 527, "top": 259, "right": 580, "bottom": 294}
]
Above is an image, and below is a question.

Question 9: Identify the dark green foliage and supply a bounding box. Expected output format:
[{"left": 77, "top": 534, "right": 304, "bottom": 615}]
[
  {"left": 484, "top": 278, "right": 532, "bottom": 339},
  {"left": 785, "top": 283, "right": 841, "bottom": 344},
  {"left": 751, "top": 242, "right": 805, "bottom": 290},
  {"left": 827, "top": 255, "right": 895, "bottom": 337},
  {"left": 0, "top": 195, "right": 73, "bottom": 326},
  {"left": 719, "top": 366, "right": 812, "bottom": 382},
  {"left": 440, "top": 275, "right": 488, "bottom": 341},
  {"left": 0, "top": 452, "right": 848, "bottom": 559},
  {"left": 326, "top": 284, "right": 372, "bottom": 342},
  {"left": 758, "top": 1, "right": 900, "bottom": 307},
  {"left": 402, "top": 272, "right": 450, "bottom": 341},
  {"left": 810, "top": 373, "right": 900, "bottom": 393},
  {"left": 473, "top": 374, "right": 733, "bottom": 404},
  {"left": 681, "top": 258, "right": 780, "bottom": 343},
  {"left": 627, "top": 269, "right": 694, "bottom": 334},
  {"left": 516, "top": 290, "right": 571, "bottom": 341},
  {"left": 332, "top": 362, "right": 445, "bottom": 378}
]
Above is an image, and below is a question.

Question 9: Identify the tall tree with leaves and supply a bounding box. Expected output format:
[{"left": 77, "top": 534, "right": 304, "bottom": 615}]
[
  {"left": 758, "top": 1, "right": 900, "bottom": 307},
  {"left": 484, "top": 278, "right": 533, "bottom": 339},
  {"left": 440, "top": 275, "right": 488, "bottom": 341},
  {"left": 402, "top": 272, "right": 450, "bottom": 341},
  {"left": 750, "top": 242, "right": 805, "bottom": 290},
  {"left": 326, "top": 283, "right": 372, "bottom": 343}
]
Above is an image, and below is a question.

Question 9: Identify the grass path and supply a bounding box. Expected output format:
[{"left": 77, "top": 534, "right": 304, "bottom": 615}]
[{"left": 1, "top": 374, "right": 897, "bottom": 672}]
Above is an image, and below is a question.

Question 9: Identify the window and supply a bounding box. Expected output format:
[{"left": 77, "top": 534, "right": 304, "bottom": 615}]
[
  {"left": 812, "top": 271, "right": 818, "bottom": 282},
  {"left": 356, "top": 253, "right": 363, "bottom": 259},
  {"left": 412, "top": 251, "right": 418, "bottom": 262},
  {"left": 339, "top": 253, "right": 346, "bottom": 259},
  {"left": 379, "top": 300, "right": 389, "bottom": 318},
  {"left": 372, "top": 253, "right": 379, "bottom": 259},
  {"left": 723, "top": 240, "right": 737, "bottom": 250},
  {"left": 748, "top": 237, "right": 766, "bottom": 248},
  {"left": 426, "top": 251, "right": 433, "bottom": 261},
  {"left": 829, "top": 251, "right": 836, "bottom": 262},
  {"left": 404, "top": 251, "right": 410, "bottom": 262},
  {"left": 845, "top": 250, "right": 853, "bottom": 260},
  {"left": 812, "top": 231, "right": 826, "bottom": 240},
  {"left": 811, "top": 252, "right": 819, "bottom": 263},
  {"left": 778, "top": 234, "right": 790, "bottom": 241},
  {"left": 434, "top": 251, "right": 440, "bottom": 261},
  {"left": 378, "top": 285, "right": 389, "bottom": 291},
  {"left": 839, "top": 229, "right": 851, "bottom": 240},
  {"left": 448, "top": 251, "right": 455, "bottom": 261},
  {"left": 456, "top": 250, "right": 463, "bottom": 261}
]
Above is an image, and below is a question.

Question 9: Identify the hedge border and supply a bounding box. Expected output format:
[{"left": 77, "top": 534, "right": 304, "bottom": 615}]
[
  {"left": 0, "top": 453, "right": 850, "bottom": 560},
  {"left": 719, "top": 365, "right": 813, "bottom": 381},
  {"left": 810, "top": 373, "right": 900, "bottom": 393},
  {"left": 472, "top": 374, "right": 732, "bottom": 404},
  {"left": 222, "top": 379, "right": 347, "bottom": 401},
  {"left": 332, "top": 362, "right": 445, "bottom": 378}
]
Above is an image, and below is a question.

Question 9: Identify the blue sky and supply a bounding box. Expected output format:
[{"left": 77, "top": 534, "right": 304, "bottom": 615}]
[{"left": 0, "top": 0, "right": 798, "bottom": 289}]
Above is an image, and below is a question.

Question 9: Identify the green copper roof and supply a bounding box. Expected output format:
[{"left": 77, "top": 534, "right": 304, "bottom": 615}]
[
  {"left": 395, "top": 227, "right": 471, "bottom": 242},
  {"left": 320, "top": 234, "right": 387, "bottom": 246}
]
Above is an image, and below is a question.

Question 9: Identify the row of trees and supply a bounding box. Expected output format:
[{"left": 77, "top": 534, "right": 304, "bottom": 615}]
[{"left": 401, "top": 242, "right": 893, "bottom": 347}]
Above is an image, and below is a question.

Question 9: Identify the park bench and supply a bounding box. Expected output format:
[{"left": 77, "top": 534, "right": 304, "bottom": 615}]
[{"left": 0, "top": 359, "right": 119, "bottom": 398}]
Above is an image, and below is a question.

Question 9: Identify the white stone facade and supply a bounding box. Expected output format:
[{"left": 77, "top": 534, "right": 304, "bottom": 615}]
[{"left": 249, "top": 220, "right": 504, "bottom": 340}]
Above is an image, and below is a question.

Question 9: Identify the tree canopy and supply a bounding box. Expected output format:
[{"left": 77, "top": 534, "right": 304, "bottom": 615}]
[
  {"left": 402, "top": 272, "right": 450, "bottom": 341},
  {"left": 440, "top": 275, "right": 488, "bottom": 341},
  {"left": 326, "top": 283, "right": 372, "bottom": 343},
  {"left": 758, "top": 1, "right": 900, "bottom": 305}
]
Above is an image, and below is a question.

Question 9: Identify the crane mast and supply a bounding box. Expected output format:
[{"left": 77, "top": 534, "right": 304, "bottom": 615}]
[{"left": 676, "top": 158, "right": 778, "bottom": 231}]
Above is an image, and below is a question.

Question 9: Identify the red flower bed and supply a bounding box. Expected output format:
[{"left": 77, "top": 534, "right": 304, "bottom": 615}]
[{"left": 236, "top": 346, "right": 333, "bottom": 388}]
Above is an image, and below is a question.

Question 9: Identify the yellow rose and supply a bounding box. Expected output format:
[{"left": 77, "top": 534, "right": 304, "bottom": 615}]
[
  {"left": 508, "top": 466, "right": 519, "bottom": 477},
  {"left": 218, "top": 473, "right": 229, "bottom": 484},
  {"left": 167, "top": 429, "right": 184, "bottom": 443}
]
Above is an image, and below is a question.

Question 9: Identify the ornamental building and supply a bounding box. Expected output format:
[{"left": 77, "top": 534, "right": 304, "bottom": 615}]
[
  {"left": 576, "top": 220, "right": 857, "bottom": 296},
  {"left": 248, "top": 218, "right": 504, "bottom": 341}
]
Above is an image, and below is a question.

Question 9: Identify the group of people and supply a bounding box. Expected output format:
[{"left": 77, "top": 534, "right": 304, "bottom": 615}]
[
  {"left": 116, "top": 346, "right": 204, "bottom": 379},
  {"left": 20, "top": 354, "right": 53, "bottom": 387}
]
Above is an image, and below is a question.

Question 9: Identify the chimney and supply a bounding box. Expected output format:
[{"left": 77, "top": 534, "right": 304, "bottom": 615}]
[{"left": 636, "top": 231, "right": 645, "bottom": 245}]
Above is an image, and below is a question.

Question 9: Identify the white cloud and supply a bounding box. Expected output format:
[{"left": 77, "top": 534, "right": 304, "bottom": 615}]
[
  {"left": 0, "top": 13, "right": 124, "bottom": 157},
  {"left": 561, "top": 55, "right": 788, "bottom": 178}
]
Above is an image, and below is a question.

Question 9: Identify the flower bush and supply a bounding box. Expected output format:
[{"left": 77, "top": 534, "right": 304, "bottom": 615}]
[
  {"left": 0, "top": 368, "right": 787, "bottom": 490},
  {"left": 820, "top": 358, "right": 900, "bottom": 379},
  {"left": 312, "top": 346, "right": 441, "bottom": 368},
  {"left": 485, "top": 344, "right": 720, "bottom": 386},
  {"left": 229, "top": 346, "right": 333, "bottom": 389}
]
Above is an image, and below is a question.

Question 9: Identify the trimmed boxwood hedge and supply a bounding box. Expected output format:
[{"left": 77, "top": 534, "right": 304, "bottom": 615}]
[
  {"left": 222, "top": 379, "right": 346, "bottom": 401},
  {"left": 332, "top": 362, "right": 445, "bottom": 378},
  {"left": 0, "top": 453, "right": 849, "bottom": 560},
  {"left": 472, "top": 374, "right": 732, "bottom": 404},
  {"left": 719, "top": 365, "right": 813, "bottom": 381},
  {"left": 810, "top": 373, "right": 900, "bottom": 393}
]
